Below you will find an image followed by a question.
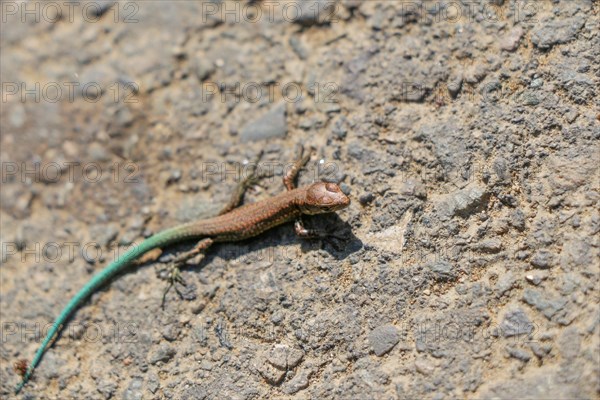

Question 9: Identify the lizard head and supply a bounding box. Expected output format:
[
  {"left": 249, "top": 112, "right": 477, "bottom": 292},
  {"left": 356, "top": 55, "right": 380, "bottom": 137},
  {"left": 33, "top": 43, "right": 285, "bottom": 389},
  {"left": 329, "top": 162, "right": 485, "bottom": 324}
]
[{"left": 299, "top": 182, "right": 350, "bottom": 215}]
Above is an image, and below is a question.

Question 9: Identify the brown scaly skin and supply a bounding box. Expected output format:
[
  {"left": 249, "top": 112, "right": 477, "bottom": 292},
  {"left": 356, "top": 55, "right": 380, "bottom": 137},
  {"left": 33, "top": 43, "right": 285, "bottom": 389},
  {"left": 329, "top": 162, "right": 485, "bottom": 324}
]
[{"left": 172, "top": 182, "right": 350, "bottom": 242}]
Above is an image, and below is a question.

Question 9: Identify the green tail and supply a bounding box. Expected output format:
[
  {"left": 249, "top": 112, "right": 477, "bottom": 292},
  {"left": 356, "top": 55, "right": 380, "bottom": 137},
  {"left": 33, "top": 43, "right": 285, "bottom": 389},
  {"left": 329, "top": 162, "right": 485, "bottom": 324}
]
[{"left": 15, "top": 227, "right": 185, "bottom": 394}]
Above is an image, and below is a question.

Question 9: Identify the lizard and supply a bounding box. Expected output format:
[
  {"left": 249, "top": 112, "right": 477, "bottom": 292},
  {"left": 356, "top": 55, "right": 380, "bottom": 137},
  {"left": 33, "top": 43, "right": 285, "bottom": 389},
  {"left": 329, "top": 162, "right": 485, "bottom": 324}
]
[{"left": 14, "top": 145, "right": 350, "bottom": 394}]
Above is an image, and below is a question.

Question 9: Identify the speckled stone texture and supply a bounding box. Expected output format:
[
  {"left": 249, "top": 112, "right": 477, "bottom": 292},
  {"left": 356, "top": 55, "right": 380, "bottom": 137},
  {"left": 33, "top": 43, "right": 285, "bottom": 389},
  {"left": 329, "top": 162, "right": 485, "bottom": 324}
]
[{"left": 1, "top": 0, "right": 598, "bottom": 398}]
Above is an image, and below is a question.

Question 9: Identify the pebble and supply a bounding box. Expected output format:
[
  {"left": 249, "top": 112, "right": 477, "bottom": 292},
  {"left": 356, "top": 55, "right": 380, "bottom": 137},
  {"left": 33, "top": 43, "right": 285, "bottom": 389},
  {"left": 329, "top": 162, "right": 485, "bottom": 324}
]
[
  {"left": 523, "top": 289, "right": 567, "bottom": 320},
  {"left": 506, "top": 346, "right": 531, "bottom": 361},
  {"left": 359, "top": 192, "right": 375, "bottom": 205},
  {"left": 289, "top": 36, "right": 308, "bottom": 60},
  {"left": 426, "top": 260, "right": 456, "bottom": 281},
  {"left": 530, "top": 250, "right": 554, "bottom": 269},
  {"left": 436, "top": 185, "right": 487, "bottom": 219},
  {"left": 256, "top": 359, "right": 286, "bottom": 385},
  {"left": 240, "top": 103, "right": 287, "bottom": 142},
  {"left": 193, "top": 58, "right": 215, "bottom": 81},
  {"left": 509, "top": 209, "right": 526, "bottom": 231},
  {"left": 525, "top": 274, "right": 542, "bottom": 286},
  {"left": 87, "top": 142, "right": 111, "bottom": 162},
  {"left": 369, "top": 324, "right": 400, "bottom": 356},
  {"left": 499, "top": 308, "right": 533, "bottom": 337},
  {"left": 475, "top": 238, "right": 503, "bottom": 253},
  {"left": 415, "top": 358, "right": 435, "bottom": 375},
  {"left": 148, "top": 344, "right": 176, "bottom": 364},
  {"left": 283, "top": 367, "right": 313, "bottom": 394},
  {"left": 122, "top": 377, "right": 143, "bottom": 400},
  {"left": 161, "top": 323, "right": 181, "bottom": 341},
  {"left": 500, "top": 27, "right": 523, "bottom": 52},
  {"left": 146, "top": 372, "right": 159, "bottom": 393},
  {"left": 495, "top": 272, "right": 515, "bottom": 296},
  {"left": 291, "top": 0, "right": 333, "bottom": 26},
  {"left": 531, "top": 17, "right": 585, "bottom": 49},
  {"left": 267, "top": 345, "right": 304, "bottom": 370}
]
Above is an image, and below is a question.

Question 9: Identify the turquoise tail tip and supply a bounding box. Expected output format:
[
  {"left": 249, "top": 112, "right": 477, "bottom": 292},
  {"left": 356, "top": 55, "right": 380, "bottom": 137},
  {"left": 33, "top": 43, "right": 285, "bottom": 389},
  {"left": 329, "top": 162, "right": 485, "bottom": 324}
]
[{"left": 15, "top": 373, "right": 30, "bottom": 394}]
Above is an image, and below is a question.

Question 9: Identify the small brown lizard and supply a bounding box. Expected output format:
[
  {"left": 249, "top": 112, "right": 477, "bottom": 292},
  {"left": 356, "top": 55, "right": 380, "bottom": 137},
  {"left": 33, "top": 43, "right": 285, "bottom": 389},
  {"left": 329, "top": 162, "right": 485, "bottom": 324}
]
[{"left": 15, "top": 146, "right": 350, "bottom": 393}]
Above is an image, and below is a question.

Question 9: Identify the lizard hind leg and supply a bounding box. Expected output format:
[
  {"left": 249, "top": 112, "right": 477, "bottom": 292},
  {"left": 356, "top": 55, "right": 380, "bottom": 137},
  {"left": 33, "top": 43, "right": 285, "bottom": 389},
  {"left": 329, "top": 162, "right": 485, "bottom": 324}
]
[{"left": 161, "top": 237, "right": 214, "bottom": 309}]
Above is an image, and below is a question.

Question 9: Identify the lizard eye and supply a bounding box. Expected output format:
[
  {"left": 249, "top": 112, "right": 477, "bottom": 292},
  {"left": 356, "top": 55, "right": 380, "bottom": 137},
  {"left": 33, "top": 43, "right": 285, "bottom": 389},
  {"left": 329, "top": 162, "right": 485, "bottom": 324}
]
[{"left": 325, "top": 183, "right": 338, "bottom": 192}]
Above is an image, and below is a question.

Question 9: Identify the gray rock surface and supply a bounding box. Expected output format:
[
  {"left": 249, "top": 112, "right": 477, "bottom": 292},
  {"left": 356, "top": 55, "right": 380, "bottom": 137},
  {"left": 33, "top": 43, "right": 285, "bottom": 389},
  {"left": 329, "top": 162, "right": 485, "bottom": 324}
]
[
  {"left": 1, "top": 1, "right": 598, "bottom": 399},
  {"left": 240, "top": 102, "right": 287, "bottom": 142}
]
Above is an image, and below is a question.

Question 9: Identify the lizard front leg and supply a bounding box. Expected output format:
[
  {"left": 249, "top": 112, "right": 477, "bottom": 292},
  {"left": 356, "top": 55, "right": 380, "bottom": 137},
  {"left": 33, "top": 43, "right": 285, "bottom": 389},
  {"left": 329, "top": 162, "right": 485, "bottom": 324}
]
[{"left": 286, "top": 145, "right": 348, "bottom": 246}]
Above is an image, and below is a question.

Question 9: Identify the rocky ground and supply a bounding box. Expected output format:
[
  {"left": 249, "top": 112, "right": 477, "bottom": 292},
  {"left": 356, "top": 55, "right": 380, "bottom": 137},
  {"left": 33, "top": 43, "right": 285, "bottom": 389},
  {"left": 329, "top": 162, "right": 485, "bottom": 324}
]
[{"left": 1, "top": 0, "right": 599, "bottom": 399}]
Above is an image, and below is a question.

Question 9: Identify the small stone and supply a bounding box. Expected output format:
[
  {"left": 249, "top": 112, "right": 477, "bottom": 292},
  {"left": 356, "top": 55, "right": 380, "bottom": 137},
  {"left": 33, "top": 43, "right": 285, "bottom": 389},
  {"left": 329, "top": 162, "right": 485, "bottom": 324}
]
[
  {"left": 359, "top": 192, "right": 375, "bottom": 205},
  {"left": 148, "top": 344, "right": 176, "bottom": 364},
  {"left": 509, "top": 209, "right": 526, "bottom": 231},
  {"left": 88, "top": 142, "right": 111, "bottom": 162},
  {"left": 415, "top": 358, "right": 435, "bottom": 375},
  {"left": 267, "top": 345, "right": 304, "bottom": 370},
  {"left": 400, "top": 179, "right": 426, "bottom": 199},
  {"left": 475, "top": 238, "right": 503, "bottom": 253},
  {"left": 291, "top": 0, "right": 334, "bottom": 26},
  {"left": 163, "top": 169, "right": 182, "bottom": 186},
  {"left": 97, "top": 379, "right": 117, "bottom": 399},
  {"left": 500, "top": 27, "right": 523, "bottom": 52},
  {"left": 256, "top": 358, "right": 285, "bottom": 385},
  {"left": 426, "top": 260, "right": 455, "bottom": 281},
  {"left": 289, "top": 37, "right": 308, "bottom": 60},
  {"left": 436, "top": 185, "right": 487, "bottom": 219},
  {"left": 240, "top": 103, "right": 287, "bottom": 142},
  {"left": 521, "top": 91, "right": 540, "bottom": 106},
  {"left": 447, "top": 74, "right": 463, "bottom": 98},
  {"left": 530, "top": 78, "right": 544, "bottom": 88},
  {"left": 181, "top": 384, "right": 208, "bottom": 399},
  {"left": 283, "top": 367, "right": 313, "bottom": 394},
  {"left": 499, "top": 308, "right": 533, "bottom": 337},
  {"left": 530, "top": 250, "right": 554, "bottom": 269},
  {"left": 525, "top": 274, "right": 542, "bottom": 286},
  {"left": 529, "top": 342, "right": 552, "bottom": 359},
  {"left": 90, "top": 223, "right": 119, "bottom": 247},
  {"left": 531, "top": 17, "right": 585, "bottom": 49},
  {"left": 506, "top": 346, "right": 531, "bottom": 361},
  {"left": 161, "top": 323, "right": 181, "bottom": 341},
  {"left": 464, "top": 63, "right": 489, "bottom": 84},
  {"left": 123, "top": 377, "right": 143, "bottom": 400},
  {"left": 369, "top": 324, "right": 400, "bottom": 356},
  {"left": 271, "top": 311, "right": 284, "bottom": 324},
  {"left": 200, "top": 360, "right": 213, "bottom": 371},
  {"left": 523, "top": 289, "right": 567, "bottom": 320},
  {"left": 495, "top": 272, "right": 515, "bottom": 296},
  {"left": 146, "top": 372, "right": 159, "bottom": 394},
  {"left": 193, "top": 58, "right": 215, "bottom": 81}
]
